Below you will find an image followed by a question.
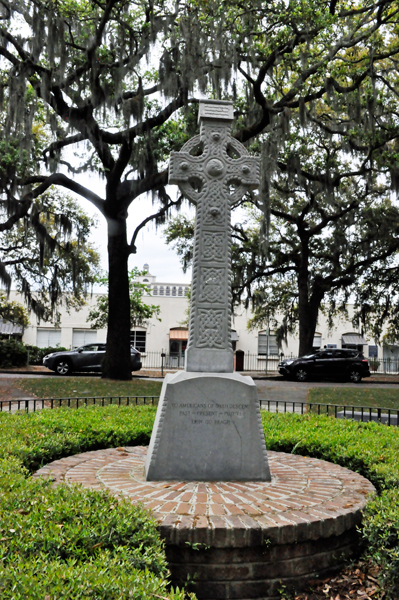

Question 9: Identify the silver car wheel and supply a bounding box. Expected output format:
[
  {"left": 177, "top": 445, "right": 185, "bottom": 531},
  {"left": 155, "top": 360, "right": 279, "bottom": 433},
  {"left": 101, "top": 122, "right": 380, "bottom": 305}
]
[
  {"left": 55, "top": 360, "right": 71, "bottom": 376},
  {"left": 349, "top": 369, "right": 362, "bottom": 383},
  {"left": 295, "top": 368, "right": 308, "bottom": 382}
]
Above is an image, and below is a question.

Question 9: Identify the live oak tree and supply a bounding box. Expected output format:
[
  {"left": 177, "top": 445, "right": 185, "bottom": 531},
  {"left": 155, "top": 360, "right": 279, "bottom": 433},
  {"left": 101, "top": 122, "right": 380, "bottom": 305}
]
[
  {"left": 0, "top": 0, "right": 198, "bottom": 379},
  {"left": 2, "top": 0, "right": 399, "bottom": 375},
  {"left": 164, "top": 0, "right": 399, "bottom": 355},
  {"left": 165, "top": 117, "right": 399, "bottom": 356}
]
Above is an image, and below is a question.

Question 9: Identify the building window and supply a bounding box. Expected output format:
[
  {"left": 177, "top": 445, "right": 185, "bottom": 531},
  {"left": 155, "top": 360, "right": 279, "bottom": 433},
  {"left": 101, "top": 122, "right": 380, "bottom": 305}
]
[
  {"left": 166, "top": 286, "right": 170, "bottom": 296},
  {"left": 36, "top": 329, "right": 62, "bottom": 348},
  {"left": 184, "top": 287, "right": 189, "bottom": 296},
  {"left": 143, "top": 278, "right": 149, "bottom": 282},
  {"left": 172, "top": 286, "right": 177, "bottom": 296},
  {"left": 72, "top": 329, "right": 97, "bottom": 348},
  {"left": 159, "top": 286, "right": 164, "bottom": 296},
  {"left": 178, "top": 287, "right": 183, "bottom": 296},
  {"left": 369, "top": 345, "right": 378, "bottom": 358},
  {"left": 130, "top": 330, "right": 146, "bottom": 352},
  {"left": 313, "top": 333, "right": 322, "bottom": 352},
  {"left": 152, "top": 286, "right": 158, "bottom": 296},
  {"left": 258, "top": 331, "right": 279, "bottom": 355}
]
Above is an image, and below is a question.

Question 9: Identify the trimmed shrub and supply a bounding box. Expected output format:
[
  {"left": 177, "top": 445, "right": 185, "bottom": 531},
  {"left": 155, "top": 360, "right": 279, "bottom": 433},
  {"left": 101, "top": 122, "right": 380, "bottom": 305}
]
[
  {"left": 26, "top": 345, "right": 68, "bottom": 366},
  {"left": 0, "top": 406, "right": 190, "bottom": 600},
  {"left": 0, "top": 338, "right": 27, "bottom": 367}
]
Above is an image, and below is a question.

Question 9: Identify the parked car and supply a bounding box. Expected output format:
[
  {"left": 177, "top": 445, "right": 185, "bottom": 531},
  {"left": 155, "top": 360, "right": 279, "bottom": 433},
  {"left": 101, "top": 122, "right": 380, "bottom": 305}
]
[
  {"left": 43, "top": 343, "right": 142, "bottom": 375},
  {"left": 278, "top": 348, "right": 371, "bottom": 383}
]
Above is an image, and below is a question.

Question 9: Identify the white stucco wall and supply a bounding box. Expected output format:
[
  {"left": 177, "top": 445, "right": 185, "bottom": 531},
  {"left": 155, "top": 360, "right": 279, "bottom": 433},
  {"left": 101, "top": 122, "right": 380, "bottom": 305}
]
[{"left": 6, "top": 269, "right": 383, "bottom": 360}]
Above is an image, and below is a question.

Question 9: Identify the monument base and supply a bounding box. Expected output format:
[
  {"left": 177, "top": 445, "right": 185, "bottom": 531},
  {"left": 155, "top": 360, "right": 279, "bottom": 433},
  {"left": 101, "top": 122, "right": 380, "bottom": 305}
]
[{"left": 145, "top": 371, "right": 271, "bottom": 481}]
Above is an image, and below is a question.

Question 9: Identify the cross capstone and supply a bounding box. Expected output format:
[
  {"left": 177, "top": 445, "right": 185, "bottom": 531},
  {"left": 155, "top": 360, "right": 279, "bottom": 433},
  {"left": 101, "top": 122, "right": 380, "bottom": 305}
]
[{"left": 169, "top": 100, "right": 260, "bottom": 372}]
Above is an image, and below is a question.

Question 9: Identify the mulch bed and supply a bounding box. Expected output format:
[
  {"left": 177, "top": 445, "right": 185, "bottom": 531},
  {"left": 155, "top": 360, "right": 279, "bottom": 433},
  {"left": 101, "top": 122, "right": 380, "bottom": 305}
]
[{"left": 291, "top": 560, "right": 383, "bottom": 600}]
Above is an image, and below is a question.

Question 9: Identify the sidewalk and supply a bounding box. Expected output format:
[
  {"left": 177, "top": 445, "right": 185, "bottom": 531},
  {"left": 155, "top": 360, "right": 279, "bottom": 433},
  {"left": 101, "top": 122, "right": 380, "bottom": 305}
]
[{"left": 1, "top": 365, "right": 399, "bottom": 384}]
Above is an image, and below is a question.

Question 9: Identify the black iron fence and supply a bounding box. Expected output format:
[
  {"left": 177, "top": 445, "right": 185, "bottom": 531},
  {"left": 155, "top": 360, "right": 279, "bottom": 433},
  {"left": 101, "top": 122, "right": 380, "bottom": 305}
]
[
  {"left": 259, "top": 399, "right": 399, "bottom": 426},
  {"left": 1, "top": 395, "right": 398, "bottom": 427},
  {"left": 0, "top": 396, "right": 159, "bottom": 413},
  {"left": 140, "top": 351, "right": 399, "bottom": 374}
]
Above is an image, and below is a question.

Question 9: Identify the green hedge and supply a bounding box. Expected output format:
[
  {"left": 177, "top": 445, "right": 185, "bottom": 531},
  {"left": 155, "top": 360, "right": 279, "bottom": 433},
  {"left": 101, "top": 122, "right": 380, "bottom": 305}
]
[
  {"left": 0, "top": 338, "right": 27, "bottom": 367},
  {"left": 0, "top": 341, "right": 68, "bottom": 368},
  {"left": 0, "top": 406, "right": 398, "bottom": 598},
  {"left": 0, "top": 406, "right": 190, "bottom": 599},
  {"left": 26, "top": 345, "right": 68, "bottom": 366}
]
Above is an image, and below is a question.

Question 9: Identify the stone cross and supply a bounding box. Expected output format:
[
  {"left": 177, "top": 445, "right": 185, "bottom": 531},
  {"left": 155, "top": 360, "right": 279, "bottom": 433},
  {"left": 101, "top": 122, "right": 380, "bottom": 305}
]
[{"left": 169, "top": 100, "right": 260, "bottom": 372}]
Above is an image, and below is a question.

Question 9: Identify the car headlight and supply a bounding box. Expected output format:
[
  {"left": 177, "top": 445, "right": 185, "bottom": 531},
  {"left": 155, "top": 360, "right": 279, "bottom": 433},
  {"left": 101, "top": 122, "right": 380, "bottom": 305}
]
[
  {"left": 44, "top": 353, "right": 54, "bottom": 359},
  {"left": 285, "top": 360, "right": 294, "bottom": 365}
]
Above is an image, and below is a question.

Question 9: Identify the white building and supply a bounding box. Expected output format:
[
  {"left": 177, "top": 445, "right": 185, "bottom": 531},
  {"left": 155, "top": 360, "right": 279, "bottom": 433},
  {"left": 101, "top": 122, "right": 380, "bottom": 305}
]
[{"left": 4, "top": 263, "right": 391, "bottom": 367}]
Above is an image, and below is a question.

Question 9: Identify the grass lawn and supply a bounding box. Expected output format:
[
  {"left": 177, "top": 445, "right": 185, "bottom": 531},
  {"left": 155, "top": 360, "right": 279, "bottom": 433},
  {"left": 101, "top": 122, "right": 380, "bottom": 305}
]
[
  {"left": 15, "top": 376, "right": 162, "bottom": 400},
  {"left": 308, "top": 386, "right": 399, "bottom": 409}
]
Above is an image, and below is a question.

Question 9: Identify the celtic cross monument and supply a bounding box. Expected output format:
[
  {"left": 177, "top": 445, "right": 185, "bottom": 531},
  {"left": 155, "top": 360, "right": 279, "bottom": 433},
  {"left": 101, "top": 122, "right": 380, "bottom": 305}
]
[
  {"left": 169, "top": 100, "right": 259, "bottom": 372},
  {"left": 145, "top": 100, "right": 271, "bottom": 482}
]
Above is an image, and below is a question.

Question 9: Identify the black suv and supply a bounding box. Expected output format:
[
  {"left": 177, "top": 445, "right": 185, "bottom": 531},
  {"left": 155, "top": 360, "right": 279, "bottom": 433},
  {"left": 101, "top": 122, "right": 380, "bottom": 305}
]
[{"left": 278, "top": 348, "right": 371, "bottom": 383}]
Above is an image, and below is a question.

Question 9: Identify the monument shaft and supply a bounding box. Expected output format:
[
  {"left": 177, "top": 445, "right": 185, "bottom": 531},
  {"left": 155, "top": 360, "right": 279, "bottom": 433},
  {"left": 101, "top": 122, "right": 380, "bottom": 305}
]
[{"left": 169, "top": 101, "right": 259, "bottom": 372}]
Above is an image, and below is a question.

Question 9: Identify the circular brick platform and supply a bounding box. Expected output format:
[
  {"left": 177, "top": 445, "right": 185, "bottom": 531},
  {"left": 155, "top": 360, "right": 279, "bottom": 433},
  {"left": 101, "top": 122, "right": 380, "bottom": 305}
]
[{"left": 35, "top": 448, "right": 375, "bottom": 600}]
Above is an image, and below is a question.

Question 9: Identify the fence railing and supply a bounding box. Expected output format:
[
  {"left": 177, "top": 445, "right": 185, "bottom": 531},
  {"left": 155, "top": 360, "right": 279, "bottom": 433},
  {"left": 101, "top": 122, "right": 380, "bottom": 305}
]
[
  {"left": 1, "top": 396, "right": 398, "bottom": 427},
  {"left": 259, "top": 400, "right": 399, "bottom": 426},
  {"left": 140, "top": 351, "right": 399, "bottom": 374},
  {"left": 0, "top": 396, "right": 159, "bottom": 413}
]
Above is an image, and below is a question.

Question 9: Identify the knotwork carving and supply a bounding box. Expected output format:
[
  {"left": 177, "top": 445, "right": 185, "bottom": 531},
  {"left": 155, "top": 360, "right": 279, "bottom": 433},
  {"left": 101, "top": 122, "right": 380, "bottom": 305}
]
[
  {"left": 200, "top": 267, "right": 225, "bottom": 303},
  {"left": 197, "top": 309, "right": 225, "bottom": 348},
  {"left": 203, "top": 232, "right": 225, "bottom": 261}
]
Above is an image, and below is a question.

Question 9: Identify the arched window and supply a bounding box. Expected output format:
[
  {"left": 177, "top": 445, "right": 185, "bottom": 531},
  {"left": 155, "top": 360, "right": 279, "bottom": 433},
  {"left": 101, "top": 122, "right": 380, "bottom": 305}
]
[
  {"left": 159, "top": 286, "right": 164, "bottom": 296},
  {"left": 172, "top": 286, "right": 177, "bottom": 296},
  {"left": 152, "top": 286, "right": 158, "bottom": 296},
  {"left": 178, "top": 287, "right": 183, "bottom": 296},
  {"left": 166, "top": 286, "right": 170, "bottom": 296},
  {"left": 143, "top": 278, "right": 149, "bottom": 282}
]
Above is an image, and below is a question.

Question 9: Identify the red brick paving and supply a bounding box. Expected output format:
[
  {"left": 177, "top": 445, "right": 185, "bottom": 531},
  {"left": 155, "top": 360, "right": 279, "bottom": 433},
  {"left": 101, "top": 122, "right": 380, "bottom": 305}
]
[{"left": 34, "top": 447, "right": 375, "bottom": 547}]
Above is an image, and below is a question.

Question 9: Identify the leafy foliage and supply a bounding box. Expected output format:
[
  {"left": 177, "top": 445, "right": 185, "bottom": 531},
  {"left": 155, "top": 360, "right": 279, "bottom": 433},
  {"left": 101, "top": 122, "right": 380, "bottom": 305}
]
[
  {"left": 87, "top": 267, "right": 160, "bottom": 330},
  {"left": 165, "top": 116, "right": 399, "bottom": 355},
  {"left": 0, "top": 339, "right": 28, "bottom": 367},
  {"left": 263, "top": 412, "right": 399, "bottom": 597},
  {"left": 0, "top": 192, "right": 101, "bottom": 322},
  {"left": 0, "top": 293, "right": 29, "bottom": 328}
]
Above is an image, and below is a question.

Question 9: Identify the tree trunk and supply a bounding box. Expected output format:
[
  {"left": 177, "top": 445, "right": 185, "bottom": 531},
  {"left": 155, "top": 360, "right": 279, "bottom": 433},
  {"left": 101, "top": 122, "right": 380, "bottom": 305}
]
[
  {"left": 297, "top": 273, "right": 325, "bottom": 357},
  {"left": 102, "top": 217, "right": 132, "bottom": 380},
  {"left": 296, "top": 234, "right": 324, "bottom": 357},
  {"left": 298, "top": 294, "right": 319, "bottom": 356}
]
